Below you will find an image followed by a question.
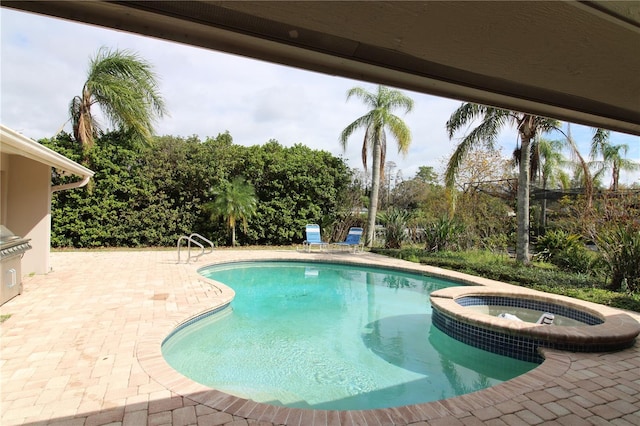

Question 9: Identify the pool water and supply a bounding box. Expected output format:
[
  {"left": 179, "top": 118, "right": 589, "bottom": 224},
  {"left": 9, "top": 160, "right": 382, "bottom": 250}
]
[
  {"left": 465, "top": 305, "right": 588, "bottom": 326},
  {"left": 162, "top": 261, "right": 538, "bottom": 410}
]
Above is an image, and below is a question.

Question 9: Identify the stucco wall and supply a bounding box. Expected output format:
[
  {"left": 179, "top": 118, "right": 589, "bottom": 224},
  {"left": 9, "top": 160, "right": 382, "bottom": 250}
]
[
  {"left": 4, "top": 155, "right": 51, "bottom": 275},
  {"left": 1, "top": 153, "right": 9, "bottom": 225}
]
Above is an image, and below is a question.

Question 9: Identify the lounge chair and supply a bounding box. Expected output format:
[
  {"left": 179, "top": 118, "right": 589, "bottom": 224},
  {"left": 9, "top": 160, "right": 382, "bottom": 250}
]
[
  {"left": 302, "top": 224, "right": 328, "bottom": 252},
  {"left": 334, "top": 227, "right": 364, "bottom": 253},
  {"left": 536, "top": 312, "right": 555, "bottom": 325}
]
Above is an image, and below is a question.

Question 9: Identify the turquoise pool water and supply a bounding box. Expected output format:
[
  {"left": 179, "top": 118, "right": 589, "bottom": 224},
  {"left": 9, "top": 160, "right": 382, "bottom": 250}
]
[{"left": 162, "top": 261, "right": 537, "bottom": 410}]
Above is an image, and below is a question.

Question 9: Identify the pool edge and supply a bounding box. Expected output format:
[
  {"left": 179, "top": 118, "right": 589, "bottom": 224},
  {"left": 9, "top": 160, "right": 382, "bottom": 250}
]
[{"left": 136, "top": 251, "right": 640, "bottom": 424}]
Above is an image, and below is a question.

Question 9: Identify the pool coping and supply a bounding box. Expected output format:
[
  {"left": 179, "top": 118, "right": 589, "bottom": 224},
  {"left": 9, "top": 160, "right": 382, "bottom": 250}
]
[{"left": 135, "top": 254, "right": 640, "bottom": 424}]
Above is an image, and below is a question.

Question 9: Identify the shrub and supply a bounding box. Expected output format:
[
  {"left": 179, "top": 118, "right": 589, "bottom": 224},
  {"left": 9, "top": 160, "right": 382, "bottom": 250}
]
[
  {"left": 424, "top": 217, "right": 464, "bottom": 252},
  {"left": 370, "top": 248, "right": 640, "bottom": 312},
  {"left": 377, "top": 208, "right": 409, "bottom": 249},
  {"left": 596, "top": 224, "right": 640, "bottom": 293},
  {"left": 534, "top": 229, "right": 593, "bottom": 274},
  {"left": 480, "top": 233, "right": 510, "bottom": 255}
]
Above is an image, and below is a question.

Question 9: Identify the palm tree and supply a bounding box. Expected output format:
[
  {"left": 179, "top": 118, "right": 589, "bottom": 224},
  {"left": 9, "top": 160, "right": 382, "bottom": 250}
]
[
  {"left": 70, "top": 47, "right": 167, "bottom": 153},
  {"left": 340, "top": 85, "right": 414, "bottom": 247},
  {"left": 206, "top": 177, "right": 257, "bottom": 246},
  {"left": 535, "top": 137, "right": 570, "bottom": 230},
  {"left": 445, "top": 104, "right": 560, "bottom": 263},
  {"left": 590, "top": 129, "right": 639, "bottom": 191}
]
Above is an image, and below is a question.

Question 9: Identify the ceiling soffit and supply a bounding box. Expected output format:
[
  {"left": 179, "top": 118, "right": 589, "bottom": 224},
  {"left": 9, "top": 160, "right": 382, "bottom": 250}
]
[{"left": 3, "top": 1, "right": 639, "bottom": 135}]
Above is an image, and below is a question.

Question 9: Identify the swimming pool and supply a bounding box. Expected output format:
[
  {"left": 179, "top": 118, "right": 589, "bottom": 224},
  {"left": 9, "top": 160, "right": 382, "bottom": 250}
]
[{"left": 162, "top": 261, "right": 537, "bottom": 410}]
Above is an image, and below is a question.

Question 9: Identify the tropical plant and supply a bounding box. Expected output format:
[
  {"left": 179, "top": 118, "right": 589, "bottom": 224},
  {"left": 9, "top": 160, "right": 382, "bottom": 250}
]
[
  {"left": 377, "top": 208, "right": 409, "bottom": 249},
  {"left": 206, "top": 177, "right": 257, "bottom": 246},
  {"left": 340, "top": 85, "right": 414, "bottom": 247},
  {"left": 69, "top": 47, "right": 167, "bottom": 153},
  {"left": 589, "top": 129, "right": 639, "bottom": 191},
  {"left": 535, "top": 137, "right": 571, "bottom": 230},
  {"left": 424, "top": 217, "right": 464, "bottom": 252},
  {"left": 533, "top": 229, "right": 592, "bottom": 274},
  {"left": 594, "top": 222, "right": 640, "bottom": 293},
  {"left": 445, "top": 104, "right": 562, "bottom": 263},
  {"left": 373, "top": 248, "right": 640, "bottom": 312}
]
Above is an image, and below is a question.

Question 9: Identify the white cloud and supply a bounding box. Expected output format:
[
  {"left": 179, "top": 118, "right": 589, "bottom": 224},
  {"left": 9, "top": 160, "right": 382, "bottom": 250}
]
[{"left": 1, "top": 8, "right": 638, "bottom": 185}]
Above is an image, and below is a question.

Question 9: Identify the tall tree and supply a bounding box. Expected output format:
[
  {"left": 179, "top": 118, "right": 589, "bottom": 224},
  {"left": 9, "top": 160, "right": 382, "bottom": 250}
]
[
  {"left": 415, "top": 166, "right": 439, "bottom": 185},
  {"left": 206, "top": 177, "right": 257, "bottom": 246},
  {"left": 70, "top": 47, "right": 167, "bottom": 153},
  {"left": 454, "top": 145, "right": 513, "bottom": 192},
  {"left": 535, "top": 137, "right": 570, "bottom": 230},
  {"left": 445, "top": 104, "right": 560, "bottom": 263},
  {"left": 339, "top": 85, "right": 414, "bottom": 247},
  {"left": 590, "top": 129, "right": 639, "bottom": 191}
]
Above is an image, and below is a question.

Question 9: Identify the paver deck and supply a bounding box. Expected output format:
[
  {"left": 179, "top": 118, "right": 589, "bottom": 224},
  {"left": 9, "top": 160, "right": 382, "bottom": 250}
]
[{"left": 1, "top": 249, "right": 639, "bottom": 425}]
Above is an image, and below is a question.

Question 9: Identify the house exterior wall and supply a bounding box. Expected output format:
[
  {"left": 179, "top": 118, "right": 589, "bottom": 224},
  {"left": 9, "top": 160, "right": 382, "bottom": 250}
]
[
  {"left": 1, "top": 153, "right": 9, "bottom": 225},
  {"left": 2, "top": 154, "right": 51, "bottom": 275},
  {"left": 1, "top": 125, "right": 92, "bottom": 279}
]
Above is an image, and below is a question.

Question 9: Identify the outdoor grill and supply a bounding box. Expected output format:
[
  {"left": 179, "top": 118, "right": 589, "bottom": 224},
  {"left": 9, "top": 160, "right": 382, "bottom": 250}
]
[{"left": 0, "top": 225, "right": 32, "bottom": 306}]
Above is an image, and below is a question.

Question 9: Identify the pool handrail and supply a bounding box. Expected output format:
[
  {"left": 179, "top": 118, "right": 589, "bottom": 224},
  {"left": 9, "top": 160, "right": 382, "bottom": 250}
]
[
  {"left": 177, "top": 233, "right": 215, "bottom": 263},
  {"left": 189, "top": 233, "right": 215, "bottom": 254}
]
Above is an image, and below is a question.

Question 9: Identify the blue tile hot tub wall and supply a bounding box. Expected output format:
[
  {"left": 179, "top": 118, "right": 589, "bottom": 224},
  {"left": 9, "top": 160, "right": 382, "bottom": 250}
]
[{"left": 432, "top": 297, "right": 632, "bottom": 363}]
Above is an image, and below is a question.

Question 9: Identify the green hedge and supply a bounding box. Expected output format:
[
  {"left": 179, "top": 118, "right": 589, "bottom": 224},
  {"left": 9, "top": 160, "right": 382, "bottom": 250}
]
[{"left": 43, "top": 132, "right": 352, "bottom": 247}]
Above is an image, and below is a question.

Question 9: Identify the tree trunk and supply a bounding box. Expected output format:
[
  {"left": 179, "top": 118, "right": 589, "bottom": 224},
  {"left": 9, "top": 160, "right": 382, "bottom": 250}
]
[
  {"left": 612, "top": 164, "right": 619, "bottom": 191},
  {"left": 540, "top": 179, "right": 547, "bottom": 233},
  {"left": 366, "top": 140, "right": 382, "bottom": 247},
  {"left": 516, "top": 136, "right": 532, "bottom": 263},
  {"left": 231, "top": 221, "right": 236, "bottom": 247}
]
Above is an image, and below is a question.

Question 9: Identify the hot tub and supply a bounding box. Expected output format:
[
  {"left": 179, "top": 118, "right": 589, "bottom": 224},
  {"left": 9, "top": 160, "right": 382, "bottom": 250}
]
[
  {"left": 430, "top": 287, "right": 640, "bottom": 363},
  {"left": 457, "top": 295, "right": 603, "bottom": 326}
]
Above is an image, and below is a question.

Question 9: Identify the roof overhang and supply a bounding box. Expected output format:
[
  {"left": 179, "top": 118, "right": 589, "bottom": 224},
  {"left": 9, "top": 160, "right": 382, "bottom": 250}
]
[
  {"left": 2, "top": 1, "right": 639, "bottom": 135},
  {"left": 1, "top": 124, "right": 94, "bottom": 190}
]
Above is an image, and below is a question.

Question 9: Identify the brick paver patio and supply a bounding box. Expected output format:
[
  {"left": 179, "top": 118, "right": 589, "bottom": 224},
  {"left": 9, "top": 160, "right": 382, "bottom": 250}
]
[{"left": 1, "top": 250, "right": 639, "bottom": 425}]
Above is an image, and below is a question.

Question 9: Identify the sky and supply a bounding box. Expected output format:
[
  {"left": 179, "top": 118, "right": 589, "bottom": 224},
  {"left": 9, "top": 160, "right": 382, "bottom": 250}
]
[{"left": 2, "top": 8, "right": 639, "bottom": 186}]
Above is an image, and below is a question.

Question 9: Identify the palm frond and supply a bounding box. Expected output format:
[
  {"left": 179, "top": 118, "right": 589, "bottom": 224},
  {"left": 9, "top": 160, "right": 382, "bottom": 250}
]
[
  {"left": 339, "top": 113, "right": 373, "bottom": 151},
  {"left": 462, "top": 108, "right": 510, "bottom": 149},
  {"left": 445, "top": 138, "right": 474, "bottom": 190},
  {"left": 445, "top": 103, "right": 489, "bottom": 138},
  {"left": 386, "top": 114, "right": 412, "bottom": 155},
  {"left": 536, "top": 138, "right": 570, "bottom": 188},
  {"left": 361, "top": 127, "right": 369, "bottom": 171},
  {"left": 346, "top": 86, "right": 377, "bottom": 109},
  {"left": 74, "top": 46, "right": 167, "bottom": 149},
  {"left": 341, "top": 85, "right": 413, "bottom": 172},
  {"left": 590, "top": 128, "right": 610, "bottom": 158},
  {"left": 383, "top": 86, "right": 414, "bottom": 114}
]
